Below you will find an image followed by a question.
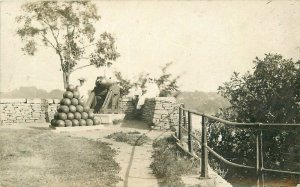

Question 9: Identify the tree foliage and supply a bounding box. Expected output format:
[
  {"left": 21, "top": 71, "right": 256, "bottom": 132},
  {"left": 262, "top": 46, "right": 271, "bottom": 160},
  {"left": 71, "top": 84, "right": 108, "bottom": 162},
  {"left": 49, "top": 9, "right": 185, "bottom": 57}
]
[
  {"left": 114, "top": 71, "right": 132, "bottom": 97},
  {"left": 114, "top": 62, "right": 182, "bottom": 98},
  {"left": 16, "top": 1, "right": 120, "bottom": 87},
  {"left": 219, "top": 54, "right": 300, "bottom": 123},
  {"left": 208, "top": 54, "right": 300, "bottom": 184},
  {"left": 156, "top": 62, "right": 181, "bottom": 97}
]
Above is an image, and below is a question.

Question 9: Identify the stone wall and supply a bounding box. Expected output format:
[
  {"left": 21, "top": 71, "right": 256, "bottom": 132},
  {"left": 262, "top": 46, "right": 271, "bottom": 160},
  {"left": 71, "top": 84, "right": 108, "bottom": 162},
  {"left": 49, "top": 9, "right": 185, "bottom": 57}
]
[
  {"left": 118, "top": 97, "right": 136, "bottom": 119},
  {"left": 0, "top": 98, "right": 134, "bottom": 125},
  {"left": 142, "top": 97, "right": 179, "bottom": 129},
  {"left": 0, "top": 99, "right": 60, "bottom": 125},
  {"left": 0, "top": 97, "right": 179, "bottom": 127}
]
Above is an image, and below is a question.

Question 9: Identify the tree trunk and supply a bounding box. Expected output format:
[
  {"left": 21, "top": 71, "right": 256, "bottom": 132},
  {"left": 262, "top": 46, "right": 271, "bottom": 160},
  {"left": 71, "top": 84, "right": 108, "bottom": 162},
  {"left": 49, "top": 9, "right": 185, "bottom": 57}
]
[{"left": 63, "top": 72, "right": 70, "bottom": 89}]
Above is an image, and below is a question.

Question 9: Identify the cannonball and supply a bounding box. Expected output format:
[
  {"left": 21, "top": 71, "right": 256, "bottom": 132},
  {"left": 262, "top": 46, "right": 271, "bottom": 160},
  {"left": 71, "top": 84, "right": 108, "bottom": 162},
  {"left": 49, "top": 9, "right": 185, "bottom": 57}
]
[
  {"left": 69, "top": 105, "right": 76, "bottom": 113},
  {"left": 60, "top": 98, "right": 71, "bottom": 106},
  {"left": 86, "top": 119, "right": 94, "bottom": 126},
  {"left": 67, "top": 112, "right": 75, "bottom": 120},
  {"left": 60, "top": 99, "right": 64, "bottom": 105},
  {"left": 79, "top": 119, "right": 86, "bottom": 126},
  {"left": 88, "top": 111, "right": 94, "bottom": 119},
  {"left": 51, "top": 119, "right": 56, "bottom": 126},
  {"left": 73, "top": 91, "right": 80, "bottom": 99},
  {"left": 58, "top": 112, "right": 67, "bottom": 120},
  {"left": 74, "top": 112, "right": 81, "bottom": 120},
  {"left": 56, "top": 120, "right": 65, "bottom": 127},
  {"left": 54, "top": 112, "right": 59, "bottom": 120},
  {"left": 63, "top": 91, "right": 73, "bottom": 99},
  {"left": 81, "top": 112, "right": 88, "bottom": 119},
  {"left": 71, "top": 98, "right": 79, "bottom": 106},
  {"left": 66, "top": 84, "right": 75, "bottom": 92},
  {"left": 58, "top": 105, "right": 69, "bottom": 113},
  {"left": 76, "top": 105, "right": 84, "bottom": 113},
  {"left": 83, "top": 106, "right": 90, "bottom": 112},
  {"left": 93, "top": 117, "right": 101, "bottom": 125},
  {"left": 72, "top": 119, "right": 79, "bottom": 126},
  {"left": 65, "top": 120, "right": 72, "bottom": 127},
  {"left": 78, "top": 99, "right": 85, "bottom": 106}
]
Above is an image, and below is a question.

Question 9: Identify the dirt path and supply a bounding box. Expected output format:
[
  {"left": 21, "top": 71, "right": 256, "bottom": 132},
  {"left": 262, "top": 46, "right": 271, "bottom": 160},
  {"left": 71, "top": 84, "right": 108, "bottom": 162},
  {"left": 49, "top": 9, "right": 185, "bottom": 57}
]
[{"left": 62, "top": 120, "right": 171, "bottom": 187}]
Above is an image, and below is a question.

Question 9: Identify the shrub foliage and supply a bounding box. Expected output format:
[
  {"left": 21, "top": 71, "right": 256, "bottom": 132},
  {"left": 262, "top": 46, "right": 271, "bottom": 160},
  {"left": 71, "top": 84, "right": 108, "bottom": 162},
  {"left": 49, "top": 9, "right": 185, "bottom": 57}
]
[{"left": 208, "top": 54, "right": 300, "bottom": 184}]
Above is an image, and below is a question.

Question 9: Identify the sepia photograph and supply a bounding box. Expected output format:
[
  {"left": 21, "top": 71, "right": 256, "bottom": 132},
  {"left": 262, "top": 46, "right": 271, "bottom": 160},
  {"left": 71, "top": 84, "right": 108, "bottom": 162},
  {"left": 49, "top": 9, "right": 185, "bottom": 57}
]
[{"left": 0, "top": 0, "right": 300, "bottom": 186}]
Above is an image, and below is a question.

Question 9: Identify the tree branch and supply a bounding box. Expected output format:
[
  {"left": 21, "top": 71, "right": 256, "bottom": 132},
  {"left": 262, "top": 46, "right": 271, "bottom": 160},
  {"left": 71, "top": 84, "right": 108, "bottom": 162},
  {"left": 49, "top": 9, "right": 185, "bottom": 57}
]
[
  {"left": 71, "top": 64, "right": 93, "bottom": 72},
  {"left": 56, "top": 29, "right": 60, "bottom": 39},
  {"left": 41, "top": 35, "right": 56, "bottom": 50},
  {"left": 41, "top": 18, "right": 65, "bottom": 72},
  {"left": 41, "top": 18, "right": 61, "bottom": 50},
  {"left": 79, "top": 42, "right": 97, "bottom": 50}
]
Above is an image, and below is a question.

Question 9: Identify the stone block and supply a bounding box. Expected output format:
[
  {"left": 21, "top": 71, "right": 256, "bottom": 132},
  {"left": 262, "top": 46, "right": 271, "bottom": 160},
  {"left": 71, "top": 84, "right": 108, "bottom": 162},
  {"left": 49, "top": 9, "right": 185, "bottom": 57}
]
[
  {"left": 45, "top": 99, "right": 54, "bottom": 104},
  {"left": 26, "top": 98, "right": 43, "bottom": 104},
  {"left": 35, "top": 119, "right": 46, "bottom": 123},
  {"left": 1, "top": 116, "right": 8, "bottom": 120},
  {"left": 154, "top": 105, "right": 164, "bottom": 110},
  {"left": 0, "top": 98, "right": 26, "bottom": 103},
  {"left": 94, "top": 114, "right": 125, "bottom": 124},
  {"left": 32, "top": 113, "right": 41, "bottom": 118},
  {"left": 153, "top": 114, "right": 162, "bottom": 119},
  {"left": 155, "top": 110, "right": 170, "bottom": 115},
  {"left": 152, "top": 119, "right": 159, "bottom": 124},
  {"left": 120, "top": 97, "right": 132, "bottom": 102},
  {"left": 1, "top": 121, "right": 13, "bottom": 125},
  {"left": 154, "top": 97, "right": 176, "bottom": 102},
  {"left": 5, "top": 107, "right": 14, "bottom": 110}
]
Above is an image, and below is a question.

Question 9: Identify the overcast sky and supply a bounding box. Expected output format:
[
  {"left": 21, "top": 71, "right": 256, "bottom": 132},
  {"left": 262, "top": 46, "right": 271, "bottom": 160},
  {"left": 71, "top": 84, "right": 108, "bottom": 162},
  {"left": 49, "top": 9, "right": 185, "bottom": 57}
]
[{"left": 1, "top": 0, "right": 300, "bottom": 92}]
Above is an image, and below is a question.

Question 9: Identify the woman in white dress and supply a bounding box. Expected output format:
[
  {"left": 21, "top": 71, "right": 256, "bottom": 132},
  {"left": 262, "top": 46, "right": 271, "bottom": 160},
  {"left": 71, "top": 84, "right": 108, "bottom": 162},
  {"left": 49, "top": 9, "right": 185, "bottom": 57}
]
[{"left": 136, "top": 78, "right": 160, "bottom": 109}]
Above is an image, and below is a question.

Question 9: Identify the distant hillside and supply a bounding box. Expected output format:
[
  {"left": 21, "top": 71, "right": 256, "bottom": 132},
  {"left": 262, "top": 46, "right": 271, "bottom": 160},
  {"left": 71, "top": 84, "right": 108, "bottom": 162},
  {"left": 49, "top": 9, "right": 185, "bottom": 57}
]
[
  {"left": 177, "top": 91, "right": 230, "bottom": 115},
  {"left": 0, "top": 87, "right": 230, "bottom": 114},
  {"left": 0, "top": 87, "right": 64, "bottom": 99}
]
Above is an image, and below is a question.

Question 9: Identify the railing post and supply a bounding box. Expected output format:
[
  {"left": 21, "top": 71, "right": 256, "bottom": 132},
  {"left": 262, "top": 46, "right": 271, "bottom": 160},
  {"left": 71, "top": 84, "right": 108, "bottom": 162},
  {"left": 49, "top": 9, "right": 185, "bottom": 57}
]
[
  {"left": 183, "top": 110, "right": 187, "bottom": 128},
  {"left": 178, "top": 106, "right": 182, "bottom": 141},
  {"left": 256, "top": 127, "right": 264, "bottom": 187},
  {"left": 201, "top": 115, "right": 208, "bottom": 178},
  {"left": 188, "top": 111, "right": 193, "bottom": 154}
]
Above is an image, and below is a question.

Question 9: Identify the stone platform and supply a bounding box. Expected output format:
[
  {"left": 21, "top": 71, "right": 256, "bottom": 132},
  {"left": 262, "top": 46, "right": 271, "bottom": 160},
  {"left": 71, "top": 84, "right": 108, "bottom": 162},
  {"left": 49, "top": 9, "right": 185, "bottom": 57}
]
[
  {"left": 49, "top": 124, "right": 105, "bottom": 132},
  {"left": 95, "top": 113, "right": 125, "bottom": 124}
]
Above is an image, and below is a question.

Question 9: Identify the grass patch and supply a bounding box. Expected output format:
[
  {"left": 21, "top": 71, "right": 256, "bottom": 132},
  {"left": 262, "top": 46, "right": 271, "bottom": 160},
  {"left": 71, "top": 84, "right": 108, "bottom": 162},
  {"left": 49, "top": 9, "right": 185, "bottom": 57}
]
[
  {"left": 106, "top": 131, "right": 150, "bottom": 146},
  {"left": 112, "top": 119, "right": 123, "bottom": 125},
  {"left": 0, "top": 128, "right": 121, "bottom": 187},
  {"left": 150, "top": 136, "right": 199, "bottom": 187}
]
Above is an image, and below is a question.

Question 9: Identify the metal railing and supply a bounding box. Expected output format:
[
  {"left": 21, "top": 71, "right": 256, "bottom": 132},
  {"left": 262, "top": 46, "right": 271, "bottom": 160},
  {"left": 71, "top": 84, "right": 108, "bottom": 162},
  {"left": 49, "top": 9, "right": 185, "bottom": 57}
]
[{"left": 177, "top": 105, "right": 300, "bottom": 187}]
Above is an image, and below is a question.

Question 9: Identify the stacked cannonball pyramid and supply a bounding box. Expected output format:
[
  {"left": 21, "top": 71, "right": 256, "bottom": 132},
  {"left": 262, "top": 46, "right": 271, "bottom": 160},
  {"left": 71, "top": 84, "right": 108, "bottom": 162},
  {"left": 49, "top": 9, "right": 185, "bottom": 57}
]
[{"left": 51, "top": 85, "right": 101, "bottom": 127}]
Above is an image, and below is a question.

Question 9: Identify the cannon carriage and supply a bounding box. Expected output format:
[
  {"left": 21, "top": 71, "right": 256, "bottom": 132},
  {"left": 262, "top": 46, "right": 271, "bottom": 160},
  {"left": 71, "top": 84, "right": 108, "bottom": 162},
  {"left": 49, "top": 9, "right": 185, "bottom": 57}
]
[{"left": 86, "top": 76, "right": 121, "bottom": 114}]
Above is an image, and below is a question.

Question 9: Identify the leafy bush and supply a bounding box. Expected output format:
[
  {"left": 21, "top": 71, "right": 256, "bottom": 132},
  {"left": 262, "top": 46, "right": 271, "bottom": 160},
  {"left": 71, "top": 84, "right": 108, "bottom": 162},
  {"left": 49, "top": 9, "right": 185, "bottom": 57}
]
[
  {"left": 151, "top": 136, "right": 197, "bottom": 186},
  {"left": 211, "top": 53, "right": 300, "bottom": 185}
]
